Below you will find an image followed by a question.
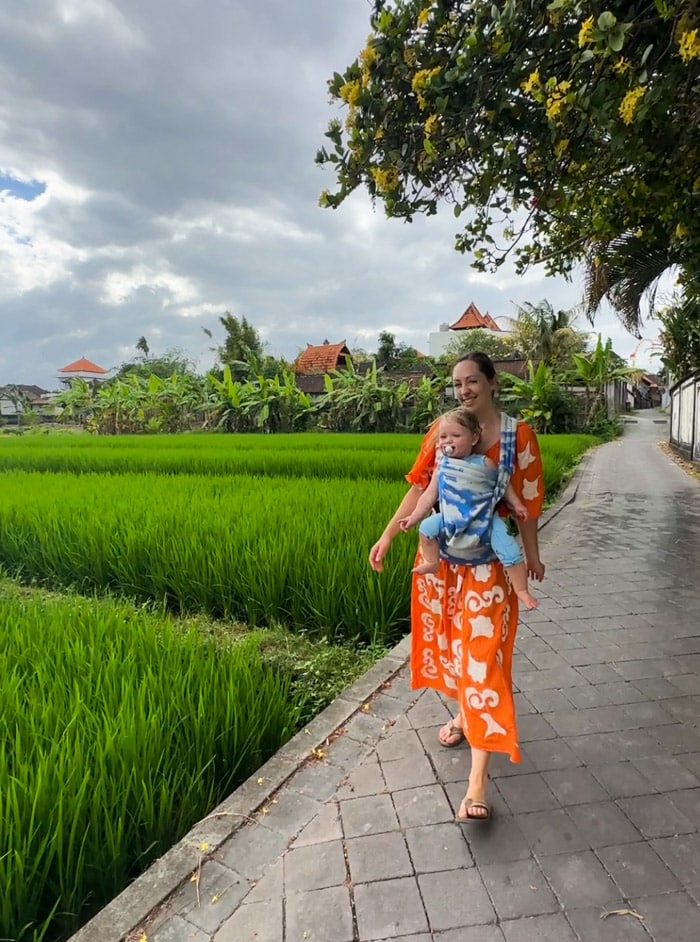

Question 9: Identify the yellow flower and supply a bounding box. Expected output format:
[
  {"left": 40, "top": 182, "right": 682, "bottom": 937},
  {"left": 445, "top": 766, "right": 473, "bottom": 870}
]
[
  {"left": 374, "top": 127, "right": 385, "bottom": 140},
  {"left": 339, "top": 81, "right": 361, "bottom": 106},
  {"left": 359, "top": 40, "right": 378, "bottom": 68},
  {"left": 417, "top": 7, "right": 431, "bottom": 27},
  {"left": 554, "top": 139, "right": 569, "bottom": 159},
  {"left": 424, "top": 113, "right": 439, "bottom": 136},
  {"left": 618, "top": 86, "right": 645, "bottom": 125},
  {"left": 578, "top": 16, "right": 595, "bottom": 47},
  {"left": 521, "top": 69, "right": 540, "bottom": 94},
  {"left": 370, "top": 166, "right": 399, "bottom": 193},
  {"left": 403, "top": 46, "right": 417, "bottom": 66},
  {"left": 678, "top": 29, "right": 700, "bottom": 62},
  {"left": 613, "top": 57, "right": 631, "bottom": 74},
  {"left": 675, "top": 222, "right": 689, "bottom": 238},
  {"left": 545, "top": 80, "right": 571, "bottom": 120}
]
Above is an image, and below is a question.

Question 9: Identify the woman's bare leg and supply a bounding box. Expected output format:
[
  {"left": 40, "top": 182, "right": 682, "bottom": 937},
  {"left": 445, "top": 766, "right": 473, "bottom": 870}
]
[{"left": 456, "top": 747, "right": 491, "bottom": 820}]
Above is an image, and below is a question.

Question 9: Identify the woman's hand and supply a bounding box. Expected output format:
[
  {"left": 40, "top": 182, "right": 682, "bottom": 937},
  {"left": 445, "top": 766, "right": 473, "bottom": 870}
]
[
  {"left": 527, "top": 556, "right": 545, "bottom": 582},
  {"left": 369, "top": 534, "right": 393, "bottom": 572}
]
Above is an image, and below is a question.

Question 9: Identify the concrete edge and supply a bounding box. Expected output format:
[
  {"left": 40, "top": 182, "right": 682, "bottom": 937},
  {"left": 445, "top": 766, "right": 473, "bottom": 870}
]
[
  {"left": 70, "top": 452, "right": 591, "bottom": 941},
  {"left": 69, "top": 636, "right": 412, "bottom": 942}
]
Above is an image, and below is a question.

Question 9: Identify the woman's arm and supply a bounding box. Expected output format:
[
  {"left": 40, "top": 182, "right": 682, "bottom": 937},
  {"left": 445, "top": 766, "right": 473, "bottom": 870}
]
[
  {"left": 368, "top": 484, "right": 424, "bottom": 572},
  {"left": 517, "top": 517, "right": 545, "bottom": 581}
]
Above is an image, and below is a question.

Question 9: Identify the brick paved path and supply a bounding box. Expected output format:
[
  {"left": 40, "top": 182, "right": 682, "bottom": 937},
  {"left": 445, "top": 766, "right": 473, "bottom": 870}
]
[{"left": 143, "top": 411, "right": 700, "bottom": 942}]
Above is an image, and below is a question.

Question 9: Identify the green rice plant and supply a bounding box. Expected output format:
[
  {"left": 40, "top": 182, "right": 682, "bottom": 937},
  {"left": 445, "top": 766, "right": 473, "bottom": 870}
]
[
  {"left": 0, "top": 470, "right": 416, "bottom": 644},
  {"left": 0, "top": 592, "right": 298, "bottom": 942}
]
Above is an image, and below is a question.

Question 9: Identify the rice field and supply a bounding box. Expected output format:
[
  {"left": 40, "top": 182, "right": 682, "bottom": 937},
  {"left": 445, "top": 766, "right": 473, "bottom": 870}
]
[{"left": 0, "top": 430, "right": 597, "bottom": 941}]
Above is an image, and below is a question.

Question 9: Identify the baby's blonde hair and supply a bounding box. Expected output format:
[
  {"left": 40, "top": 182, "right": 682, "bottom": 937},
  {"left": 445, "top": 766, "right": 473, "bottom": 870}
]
[{"left": 439, "top": 407, "right": 481, "bottom": 439}]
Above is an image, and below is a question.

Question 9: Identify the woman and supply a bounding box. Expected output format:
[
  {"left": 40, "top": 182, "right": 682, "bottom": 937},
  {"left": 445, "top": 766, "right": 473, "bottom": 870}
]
[{"left": 369, "top": 352, "right": 545, "bottom": 821}]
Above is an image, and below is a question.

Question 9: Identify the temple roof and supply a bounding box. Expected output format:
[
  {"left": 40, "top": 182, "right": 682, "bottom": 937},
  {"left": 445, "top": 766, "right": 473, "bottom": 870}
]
[
  {"left": 449, "top": 303, "right": 501, "bottom": 332},
  {"left": 58, "top": 357, "right": 108, "bottom": 374}
]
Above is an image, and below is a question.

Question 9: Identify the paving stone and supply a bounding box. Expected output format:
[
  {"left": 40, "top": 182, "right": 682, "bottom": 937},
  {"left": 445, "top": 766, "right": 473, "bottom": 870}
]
[
  {"left": 513, "top": 691, "right": 537, "bottom": 714},
  {"left": 283, "top": 761, "right": 345, "bottom": 801},
  {"left": 338, "top": 793, "right": 398, "bottom": 838},
  {"left": 380, "top": 753, "right": 436, "bottom": 791},
  {"left": 678, "top": 751, "right": 700, "bottom": 777},
  {"left": 218, "top": 823, "right": 289, "bottom": 881},
  {"left": 565, "top": 904, "right": 650, "bottom": 941},
  {"left": 523, "top": 738, "right": 581, "bottom": 772},
  {"left": 465, "top": 814, "right": 533, "bottom": 866},
  {"left": 152, "top": 917, "right": 211, "bottom": 942},
  {"left": 497, "top": 773, "right": 559, "bottom": 814},
  {"left": 538, "top": 850, "right": 619, "bottom": 908},
  {"left": 343, "top": 709, "right": 392, "bottom": 743},
  {"left": 616, "top": 793, "right": 696, "bottom": 839},
  {"left": 566, "top": 800, "right": 641, "bottom": 847},
  {"left": 354, "top": 876, "right": 429, "bottom": 939},
  {"left": 392, "top": 784, "right": 454, "bottom": 829},
  {"left": 521, "top": 689, "right": 574, "bottom": 713},
  {"left": 487, "top": 752, "right": 538, "bottom": 777},
  {"left": 652, "top": 832, "right": 700, "bottom": 886},
  {"left": 588, "top": 761, "right": 660, "bottom": 798},
  {"left": 285, "top": 885, "right": 353, "bottom": 942},
  {"left": 517, "top": 713, "right": 557, "bottom": 742},
  {"left": 516, "top": 667, "right": 587, "bottom": 691},
  {"left": 243, "top": 857, "right": 282, "bottom": 903},
  {"left": 212, "top": 899, "right": 282, "bottom": 940},
  {"left": 428, "top": 743, "right": 473, "bottom": 783},
  {"left": 257, "top": 783, "right": 323, "bottom": 832},
  {"left": 630, "top": 754, "right": 700, "bottom": 791},
  {"left": 596, "top": 842, "right": 681, "bottom": 897},
  {"left": 291, "top": 801, "right": 342, "bottom": 847},
  {"left": 179, "top": 868, "right": 249, "bottom": 934},
  {"left": 628, "top": 892, "right": 700, "bottom": 942},
  {"left": 541, "top": 767, "right": 608, "bottom": 806},
  {"left": 335, "top": 756, "right": 386, "bottom": 800},
  {"left": 418, "top": 868, "right": 495, "bottom": 930},
  {"left": 576, "top": 664, "right": 626, "bottom": 684},
  {"left": 517, "top": 809, "right": 589, "bottom": 856},
  {"left": 375, "top": 728, "right": 425, "bottom": 762},
  {"left": 500, "top": 913, "right": 578, "bottom": 942},
  {"left": 669, "top": 786, "right": 700, "bottom": 821},
  {"left": 406, "top": 693, "right": 453, "bottom": 729},
  {"left": 434, "top": 928, "right": 505, "bottom": 942},
  {"left": 480, "top": 858, "right": 558, "bottom": 919},
  {"left": 283, "top": 839, "right": 347, "bottom": 892},
  {"left": 445, "top": 779, "right": 509, "bottom": 820},
  {"left": 404, "top": 822, "right": 473, "bottom": 873},
  {"left": 345, "top": 831, "right": 414, "bottom": 883},
  {"left": 649, "top": 722, "right": 700, "bottom": 754}
]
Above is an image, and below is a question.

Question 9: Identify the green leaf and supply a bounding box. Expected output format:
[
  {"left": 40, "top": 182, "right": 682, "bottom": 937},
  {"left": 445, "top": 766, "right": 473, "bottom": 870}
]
[{"left": 597, "top": 11, "right": 617, "bottom": 30}]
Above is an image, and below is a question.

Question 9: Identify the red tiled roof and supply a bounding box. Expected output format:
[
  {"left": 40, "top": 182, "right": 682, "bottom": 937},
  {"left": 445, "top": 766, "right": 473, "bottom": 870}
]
[
  {"left": 294, "top": 341, "right": 352, "bottom": 374},
  {"left": 58, "top": 357, "right": 108, "bottom": 374},
  {"left": 449, "top": 303, "right": 501, "bottom": 332}
]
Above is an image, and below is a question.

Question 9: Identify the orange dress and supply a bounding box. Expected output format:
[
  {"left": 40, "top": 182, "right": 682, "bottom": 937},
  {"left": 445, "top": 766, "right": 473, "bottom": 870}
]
[{"left": 407, "top": 420, "right": 544, "bottom": 762}]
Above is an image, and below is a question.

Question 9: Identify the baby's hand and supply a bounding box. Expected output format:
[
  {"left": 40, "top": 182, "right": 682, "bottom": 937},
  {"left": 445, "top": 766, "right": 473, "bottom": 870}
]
[
  {"left": 511, "top": 504, "right": 528, "bottom": 522},
  {"left": 400, "top": 516, "right": 417, "bottom": 532}
]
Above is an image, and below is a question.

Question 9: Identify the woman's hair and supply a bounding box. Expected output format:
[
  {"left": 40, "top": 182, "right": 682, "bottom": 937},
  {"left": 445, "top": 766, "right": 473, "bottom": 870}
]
[
  {"left": 439, "top": 407, "right": 481, "bottom": 439},
  {"left": 454, "top": 351, "right": 496, "bottom": 381}
]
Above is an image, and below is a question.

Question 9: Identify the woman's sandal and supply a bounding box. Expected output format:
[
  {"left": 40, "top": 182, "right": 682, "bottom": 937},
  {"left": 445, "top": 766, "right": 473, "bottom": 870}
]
[
  {"left": 455, "top": 797, "right": 492, "bottom": 823},
  {"left": 438, "top": 721, "right": 465, "bottom": 748}
]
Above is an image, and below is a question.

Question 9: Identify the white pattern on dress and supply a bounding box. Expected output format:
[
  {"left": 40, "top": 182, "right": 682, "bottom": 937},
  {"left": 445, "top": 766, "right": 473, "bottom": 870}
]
[
  {"left": 467, "top": 652, "right": 487, "bottom": 683},
  {"left": 481, "top": 712, "right": 507, "bottom": 738},
  {"left": 522, "top": 476, "right": 540, "bottom": 501},
  {"left": 465, "top": 687, "right": 500, "bottom": 709},
  {"left": 469, "top": 614, "right": 495, "bottom": 640},
  {"left": 518, "top": 440, "right": 537, "bottom": 470}
]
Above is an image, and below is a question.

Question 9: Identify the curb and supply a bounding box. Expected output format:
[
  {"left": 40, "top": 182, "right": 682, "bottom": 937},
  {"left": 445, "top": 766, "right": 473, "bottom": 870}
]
[{"left": 70, "top": 452, "right": 591, "bottom": 942}]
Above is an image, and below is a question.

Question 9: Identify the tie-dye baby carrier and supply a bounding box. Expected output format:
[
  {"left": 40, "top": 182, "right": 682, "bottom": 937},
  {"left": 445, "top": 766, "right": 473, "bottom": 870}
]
[{"left": 438, "top": 412, "right": 518, "bottom": 565}]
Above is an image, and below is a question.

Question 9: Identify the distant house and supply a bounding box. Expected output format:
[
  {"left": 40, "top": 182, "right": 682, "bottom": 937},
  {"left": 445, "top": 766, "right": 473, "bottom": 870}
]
[
  {"left": 632, "top": 373, "right": 664, "bottom": 409},
  {"left": 293, "top": 340, "right": 354, "bottom": 395},
  {"left": 57, "top": 356, "right": 109, "bottom": 388},
  {"left": 429, "top": 302, "right": 508, "bottom": 358},
  {"left": 0, "top": 384, "right": 52, "bottom": 422}
]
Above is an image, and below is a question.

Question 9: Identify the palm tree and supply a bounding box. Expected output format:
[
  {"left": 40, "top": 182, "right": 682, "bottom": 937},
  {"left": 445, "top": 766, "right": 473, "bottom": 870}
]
[
  {"left": 512, "top": 301, "right": 584, "bottom": 367},
  {"left": 583, "top": 231, "right": 688, "bottom": 338}
]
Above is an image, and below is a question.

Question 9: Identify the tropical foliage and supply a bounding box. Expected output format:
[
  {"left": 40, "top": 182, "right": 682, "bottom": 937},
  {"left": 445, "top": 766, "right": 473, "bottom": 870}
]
[{"left": 317, "top": 1, "right": 700, "bottom": 336}]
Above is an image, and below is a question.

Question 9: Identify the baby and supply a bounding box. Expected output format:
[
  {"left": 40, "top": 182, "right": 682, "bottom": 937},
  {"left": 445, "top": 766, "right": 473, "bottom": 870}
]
[{"left": 400, "top": 407, "right": 538, "bottom": 609}]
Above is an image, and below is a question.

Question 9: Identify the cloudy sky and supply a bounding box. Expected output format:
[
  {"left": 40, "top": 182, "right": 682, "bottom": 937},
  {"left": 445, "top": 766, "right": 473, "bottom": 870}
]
[{"left": 0, "top": 0, "right": 664, "bottom": 391}]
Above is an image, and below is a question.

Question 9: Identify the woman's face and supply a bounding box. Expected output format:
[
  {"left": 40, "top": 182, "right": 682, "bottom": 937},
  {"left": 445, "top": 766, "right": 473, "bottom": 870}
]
[{"left": 452, "top": 360, "right": 496, "bottom": 411}]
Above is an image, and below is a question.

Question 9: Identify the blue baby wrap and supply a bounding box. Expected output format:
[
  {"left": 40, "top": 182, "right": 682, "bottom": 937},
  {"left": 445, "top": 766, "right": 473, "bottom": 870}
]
[{"left": 438, "top": 412, "right": 518, "bottom": 566}]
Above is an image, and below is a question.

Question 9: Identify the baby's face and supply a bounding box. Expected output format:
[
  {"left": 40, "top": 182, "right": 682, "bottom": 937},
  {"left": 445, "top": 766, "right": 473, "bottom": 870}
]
[{"left": 438, "top": 420, "right": 475, "bottom": 459}]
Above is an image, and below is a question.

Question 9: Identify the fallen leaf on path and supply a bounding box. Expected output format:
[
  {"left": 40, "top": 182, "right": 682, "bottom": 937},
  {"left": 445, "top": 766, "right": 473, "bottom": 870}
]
[{"left": 600, "top": 908, "right": 644, "bottom": 921}]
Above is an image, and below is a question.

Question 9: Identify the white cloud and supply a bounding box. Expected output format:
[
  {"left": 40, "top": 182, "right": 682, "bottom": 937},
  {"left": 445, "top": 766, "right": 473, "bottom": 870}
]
[{"left": 0, "top": 0, "right": 665, "bottom": 389}]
